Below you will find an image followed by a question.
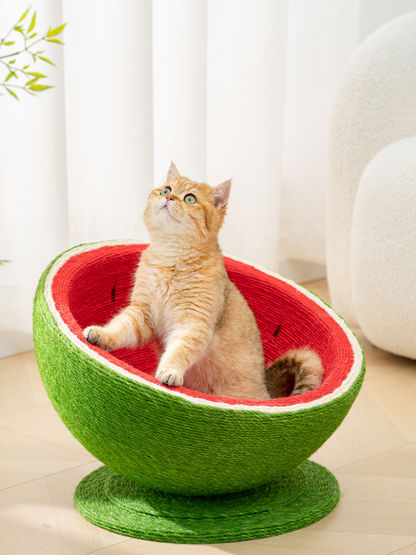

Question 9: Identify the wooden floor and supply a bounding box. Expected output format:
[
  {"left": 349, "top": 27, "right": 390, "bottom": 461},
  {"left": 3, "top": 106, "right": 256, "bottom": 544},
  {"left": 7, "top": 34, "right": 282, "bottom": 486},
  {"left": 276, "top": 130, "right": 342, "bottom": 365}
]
[{"left": 1, "top": 280, "right": 416, "bottom": 555}]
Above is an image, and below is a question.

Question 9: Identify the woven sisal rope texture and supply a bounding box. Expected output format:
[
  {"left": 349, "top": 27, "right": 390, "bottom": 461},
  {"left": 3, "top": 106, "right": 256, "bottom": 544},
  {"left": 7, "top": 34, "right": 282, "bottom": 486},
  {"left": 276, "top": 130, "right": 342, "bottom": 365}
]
[
  {"left": 33, "top": 242, "right": 365, "bottom": 498},
  {"left": 74, "top": 461, "right": 340, "bottom": 543}
]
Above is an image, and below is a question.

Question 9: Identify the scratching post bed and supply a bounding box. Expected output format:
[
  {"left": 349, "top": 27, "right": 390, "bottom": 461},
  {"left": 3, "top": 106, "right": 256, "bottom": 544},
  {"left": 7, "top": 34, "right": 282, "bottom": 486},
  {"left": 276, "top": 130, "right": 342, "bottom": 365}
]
[{"left": 33, "top": 241, "right": 365, "bottom": 544}]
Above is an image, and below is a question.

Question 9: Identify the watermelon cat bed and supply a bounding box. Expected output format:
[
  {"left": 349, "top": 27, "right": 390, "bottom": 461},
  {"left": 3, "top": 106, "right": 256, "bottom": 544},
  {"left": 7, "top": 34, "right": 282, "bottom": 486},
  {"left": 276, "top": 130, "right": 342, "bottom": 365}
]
[{"left": 33, "top": 240, "right": 365, "bottom": 544}]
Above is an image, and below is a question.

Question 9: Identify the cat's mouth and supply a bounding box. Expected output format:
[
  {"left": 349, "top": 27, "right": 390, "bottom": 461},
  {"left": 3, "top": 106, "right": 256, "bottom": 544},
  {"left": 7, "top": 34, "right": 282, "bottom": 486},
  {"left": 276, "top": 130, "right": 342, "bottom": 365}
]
[
  {"left": 160, "top": 200, "right": 171, "bottom": 213},
  {"left": 159, "top": 200, "right": 179, "bottom": 221}
]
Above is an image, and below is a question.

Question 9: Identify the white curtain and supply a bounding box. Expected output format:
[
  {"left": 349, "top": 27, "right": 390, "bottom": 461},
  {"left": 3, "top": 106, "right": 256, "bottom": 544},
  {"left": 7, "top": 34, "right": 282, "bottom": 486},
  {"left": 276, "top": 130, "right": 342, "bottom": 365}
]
[{"left": 1, "top": 0, "right": 416, "bottom": 355}]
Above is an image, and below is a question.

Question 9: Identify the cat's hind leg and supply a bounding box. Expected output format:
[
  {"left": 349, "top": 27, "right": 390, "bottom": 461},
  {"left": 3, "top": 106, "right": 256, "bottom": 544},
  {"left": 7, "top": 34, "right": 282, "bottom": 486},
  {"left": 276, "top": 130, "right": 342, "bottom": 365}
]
[{"left": 84, "top": 305, "right": 153, "bottom": 351}]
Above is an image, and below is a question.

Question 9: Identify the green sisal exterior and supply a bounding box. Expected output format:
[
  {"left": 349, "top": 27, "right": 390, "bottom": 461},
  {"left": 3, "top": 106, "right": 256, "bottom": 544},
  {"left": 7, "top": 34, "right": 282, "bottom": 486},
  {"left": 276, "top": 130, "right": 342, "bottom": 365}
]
[
  {"left": 74, "top": 461, "right": 340, "bottom": 544},
  {"left": 33, "top": 248, "right": 365, "bottom": 498}
]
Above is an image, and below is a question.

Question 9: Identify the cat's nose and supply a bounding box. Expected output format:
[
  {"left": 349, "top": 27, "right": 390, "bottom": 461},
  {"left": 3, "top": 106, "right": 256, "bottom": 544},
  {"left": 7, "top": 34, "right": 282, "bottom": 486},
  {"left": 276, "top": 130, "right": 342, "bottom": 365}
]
[{"left": 166, "top": 195, "right": 174, "bottom": 202}]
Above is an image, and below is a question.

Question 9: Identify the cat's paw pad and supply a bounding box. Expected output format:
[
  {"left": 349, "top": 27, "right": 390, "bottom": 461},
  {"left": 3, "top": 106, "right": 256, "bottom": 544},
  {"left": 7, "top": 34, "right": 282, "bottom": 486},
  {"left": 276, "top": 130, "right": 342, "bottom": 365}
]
[
  {"left": 84, "top": 326, "right": 100, "bottom": 345},
  {"left": 156, "top": 367, "right": 184, "bottom": 387},
  {"left": 83, "top": 326, "right": 113, "bottom": 351}
]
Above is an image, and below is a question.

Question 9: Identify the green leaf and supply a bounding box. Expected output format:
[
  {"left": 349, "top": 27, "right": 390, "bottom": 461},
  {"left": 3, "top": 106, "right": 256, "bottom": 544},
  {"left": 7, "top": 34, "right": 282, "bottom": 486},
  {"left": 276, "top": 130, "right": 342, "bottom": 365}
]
[
  {"left": 9, "top": 60, "right": 15, "bottom": 64},
  {"left": 29, "top": 33, "right": 37, "bottom": 39},
  {"left": 29, "top": 84, "right": 53, "bottom": 92},
  {"left": 5, "top": 87, "right": 19, "bottom": 100},
  {"left": 38, "top": 56, "right": 56, "bottom": 67},
  {"left": 25, "top": 77, "right": 39, "bottom": 86},
  {"left": 46, "top": 23, "right": 67, "bottom": 38},
  {"left": 17, "top": 7, "right": 31, "bottom": 24},
  {"left": 27, "top": 72, "right": 46, "bottom": 78},
  {"left": 23, "top": 65, "right": 29, "bottom": 70},
  {"left": 4, "top": 42, "right": 15, "bottom": 46},
  {"left": 46, "top": 38, "right": 64, "bottom": 45},
  {"left": 28, "top": 11, "right": 36, "bottom": 33},
  {"left": 5, "top": 71, "right": 15, "bottom": 82},
  {"left": 14, "top": 27, "right": 25, "bottom": 37}
]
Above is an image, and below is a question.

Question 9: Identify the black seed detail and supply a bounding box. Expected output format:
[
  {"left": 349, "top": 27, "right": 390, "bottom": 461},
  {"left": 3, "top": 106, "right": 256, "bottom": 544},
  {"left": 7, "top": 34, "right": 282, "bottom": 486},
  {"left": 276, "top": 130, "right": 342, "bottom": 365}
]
[
  {"left": 111, "top": 284, "right": 116, "bottom": 303},
  {"left": 273, "top": 325, "right": 281, "bottom": 338}
]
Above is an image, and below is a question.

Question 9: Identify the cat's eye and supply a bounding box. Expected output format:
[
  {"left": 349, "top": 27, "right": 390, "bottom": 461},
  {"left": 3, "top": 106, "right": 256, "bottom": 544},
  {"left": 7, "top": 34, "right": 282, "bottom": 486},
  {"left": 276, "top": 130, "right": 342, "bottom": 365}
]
[
  {"left": 184, "top": 194, "right": 197, "bottom": 205},
  {"left": 160, "top": 187, "right": 172, "bottom": 196}
]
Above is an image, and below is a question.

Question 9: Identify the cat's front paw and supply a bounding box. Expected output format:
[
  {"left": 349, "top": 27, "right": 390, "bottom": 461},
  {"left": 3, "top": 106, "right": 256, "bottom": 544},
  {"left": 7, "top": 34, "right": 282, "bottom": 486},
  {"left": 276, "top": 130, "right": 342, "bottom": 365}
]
[
  {"left": 156, "top": 366, "right": 184, "bottom": 387},
  {"left": 83, "top": 326, "right": 114, "bottom": 351}
]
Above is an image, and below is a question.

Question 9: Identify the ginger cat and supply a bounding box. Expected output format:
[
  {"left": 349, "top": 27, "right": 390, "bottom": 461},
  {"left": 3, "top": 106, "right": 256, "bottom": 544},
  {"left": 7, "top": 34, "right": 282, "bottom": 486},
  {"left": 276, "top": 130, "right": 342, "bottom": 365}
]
[{"left": 84, "top": 163, "right": 323, "bottom": 400}]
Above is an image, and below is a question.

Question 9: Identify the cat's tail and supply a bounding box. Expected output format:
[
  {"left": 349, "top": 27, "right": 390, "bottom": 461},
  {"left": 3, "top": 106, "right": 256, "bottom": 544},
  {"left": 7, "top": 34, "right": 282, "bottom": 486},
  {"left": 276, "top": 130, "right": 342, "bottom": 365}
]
[{"left": 265, "top": 347, "right": 324, "bottom": 398}]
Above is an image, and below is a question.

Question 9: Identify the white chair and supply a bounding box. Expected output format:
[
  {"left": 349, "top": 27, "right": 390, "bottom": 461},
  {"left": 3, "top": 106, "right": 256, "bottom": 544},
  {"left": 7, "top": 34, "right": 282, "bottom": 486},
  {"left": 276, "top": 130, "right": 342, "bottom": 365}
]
[{"left": 327, "top": 11, "right": 416, "bottom": 358}]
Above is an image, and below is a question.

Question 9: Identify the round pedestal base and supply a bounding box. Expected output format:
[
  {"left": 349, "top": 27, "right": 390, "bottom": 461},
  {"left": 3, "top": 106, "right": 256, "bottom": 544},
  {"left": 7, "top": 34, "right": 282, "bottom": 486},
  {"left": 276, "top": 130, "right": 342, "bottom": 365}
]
[{"left": 74, "top": 461, "right": 339, "bottom": 544}]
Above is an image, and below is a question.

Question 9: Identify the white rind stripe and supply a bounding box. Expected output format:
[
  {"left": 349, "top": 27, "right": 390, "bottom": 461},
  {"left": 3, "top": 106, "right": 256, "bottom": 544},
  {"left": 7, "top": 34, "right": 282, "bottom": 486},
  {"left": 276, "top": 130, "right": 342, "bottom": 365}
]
[{"left": 43, "top": 240, "right": 364, "bottom": 414}]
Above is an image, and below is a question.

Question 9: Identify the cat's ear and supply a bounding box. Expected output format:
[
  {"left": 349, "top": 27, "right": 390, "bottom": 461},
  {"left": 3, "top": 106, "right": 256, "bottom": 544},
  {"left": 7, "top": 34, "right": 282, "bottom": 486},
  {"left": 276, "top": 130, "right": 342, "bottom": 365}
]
[
  {"left": 167, "top": 161, "right": 181, "bottom": 182},
  {"left": 212, "top": 179, "right": 232, "bottom": 211}
]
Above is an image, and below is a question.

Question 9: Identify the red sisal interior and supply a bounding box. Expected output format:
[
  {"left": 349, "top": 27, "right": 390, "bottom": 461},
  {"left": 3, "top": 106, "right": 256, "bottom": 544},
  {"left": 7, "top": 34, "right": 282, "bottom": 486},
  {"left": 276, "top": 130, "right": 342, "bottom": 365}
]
[{"left": 51, "top": 244, "right": 355, "bottom": 407}]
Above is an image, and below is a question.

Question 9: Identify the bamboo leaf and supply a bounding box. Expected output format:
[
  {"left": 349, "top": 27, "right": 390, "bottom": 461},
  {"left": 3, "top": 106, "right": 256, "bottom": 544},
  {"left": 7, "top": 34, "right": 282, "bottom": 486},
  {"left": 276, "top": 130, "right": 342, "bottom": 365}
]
[
  {"left": 23, "top": 65, "right": 29, "bottom": 69},
  {"left": 46, "top": 38, "right": 64, "bottom": 45},
  {"left": 27, "top": 72, "right": 46, "bottom": 78},
  {"left": 4, "top": 42, "right": 15, "bottom": 46},
  {"left": 25, "top": 77, "right": 39, "bottom": 86},
  {"left": 5, "top": 71, "right": 15, "bottom": 82},
  {"left": 38, "top": 56, "right": 56, "bottom": 67},
  {"left": 17, "top": 7, "right": 31, "bottom": 24},
  {"left": 5, "top": 87, "right": 19, "bottom": 100},
  {"left": 29, "top": 33, "right": 37, "bottom": 39},
  {"left": 28, "top": 11, "right": 36, "bottom": 33},
  {"left": 46, "top": 23, "right": 66, "bottom": 37},
  {"left": 29, "top": 84, "right": 53, "bottom": 92},
  {"left": 14, "top": 27, "right": 25, "bottom": 37},
  {"left": 9, "top": 60, "right": 15, "bottom": 64}
]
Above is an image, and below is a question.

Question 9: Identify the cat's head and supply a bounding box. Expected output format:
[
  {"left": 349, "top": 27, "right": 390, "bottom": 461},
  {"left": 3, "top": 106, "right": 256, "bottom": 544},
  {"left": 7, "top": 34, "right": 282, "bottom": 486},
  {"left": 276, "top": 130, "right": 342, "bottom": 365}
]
[{"left": 144, "top": 162, "right": 231, "bottom": 243}]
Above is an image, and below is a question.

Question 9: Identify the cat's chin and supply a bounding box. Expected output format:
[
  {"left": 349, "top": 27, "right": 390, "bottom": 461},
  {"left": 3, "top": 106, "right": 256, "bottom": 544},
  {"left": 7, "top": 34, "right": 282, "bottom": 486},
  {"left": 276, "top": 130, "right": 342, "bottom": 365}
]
[
  {"left": 151, "top": 209, "right": 183, "bottom": 236},
  {"left": 159, "top": 204, "right": 181, "bottom": 224},
  {"left": 158, "top": 201, "right": 171, "bottom": 215},
  {"left": 161, "top": 205, "right": 173, "bottom": 217}
]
